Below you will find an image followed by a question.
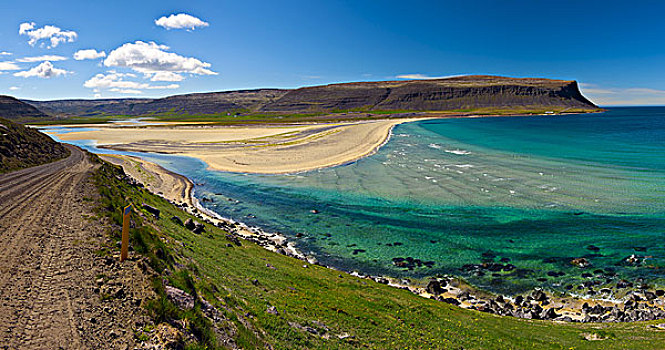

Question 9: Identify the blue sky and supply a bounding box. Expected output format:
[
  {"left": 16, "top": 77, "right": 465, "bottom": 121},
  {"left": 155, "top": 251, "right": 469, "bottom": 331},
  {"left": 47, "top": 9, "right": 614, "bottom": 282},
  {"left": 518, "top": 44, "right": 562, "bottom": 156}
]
[{"left": 1, "top": 0, "right": 664, "bottom": 105}]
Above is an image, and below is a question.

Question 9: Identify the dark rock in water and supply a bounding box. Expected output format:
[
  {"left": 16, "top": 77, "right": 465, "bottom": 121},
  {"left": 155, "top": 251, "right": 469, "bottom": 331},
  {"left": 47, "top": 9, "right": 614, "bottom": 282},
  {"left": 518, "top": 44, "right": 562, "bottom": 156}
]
[
  {"left": 581, "top": 272, "right": 592, "bottom": 278},
  {"left": 423, "top": 261, "right": 435, "bottom": 268},
  {"left": 617, "top": 280, "right": 633, "bottom": 289},
  {"left": 656, "top": 290, "right": 665, "bottom": 297},
  {"left": 500, "top": 257, "right": 511, "bottom": 263},
  {"left": 633, "top": 246, "right": 647, "bottom": 252},
  {"left": 393, "top": 242, "right": 403, "bottom": 246},
  {"left": 352, "top": 249, "right": 366, "bottom": 255},
  {"left": 142, "top": 203, "right": 160, "bottom": 219},
  {"left": 430, "top": 240, "right": 438, "bottom": 244},
  {"left": 570, "top": 257, "right": 591, "bottom": 268},
  {"left": 170, "top": 216, "right": 183, "bottom": 226},
  {"left": 508, "top": 239, "right": 515, "bottom": 243},
  {"left": 586, "top": 245, "right": 600, "bottom": 252},
  {"left": 426, "top": 279, "right": 447, "bottom": 295},
  {"left": 481, "top": 251, "right": 496, "bottom": 259},
  {"left": 536, "top": 278, "right": 548, "bottom": 282},
  {"left": 542, "top": 257, "right": 559, "bottom": 264}
]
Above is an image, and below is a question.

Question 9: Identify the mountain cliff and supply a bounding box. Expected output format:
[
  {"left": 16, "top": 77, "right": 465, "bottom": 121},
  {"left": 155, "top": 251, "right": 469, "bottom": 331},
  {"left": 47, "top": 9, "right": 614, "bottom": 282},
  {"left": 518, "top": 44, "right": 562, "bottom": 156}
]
[
  {"left": 0, "top": 95, "right": 51, "bottom": 122},
  {"left": 22, "top": 75, "right": 599, "bottom": 118},
  {"left": 261, "top": 76, "right": 597, "bottom": 112}
]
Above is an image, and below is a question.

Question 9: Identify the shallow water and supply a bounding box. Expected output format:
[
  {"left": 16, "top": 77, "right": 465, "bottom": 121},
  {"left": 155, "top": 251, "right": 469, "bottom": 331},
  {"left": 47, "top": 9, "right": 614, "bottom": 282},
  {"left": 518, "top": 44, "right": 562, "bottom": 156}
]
[{"left": 46, "top": 107, "right": 665, "bottom": 294}]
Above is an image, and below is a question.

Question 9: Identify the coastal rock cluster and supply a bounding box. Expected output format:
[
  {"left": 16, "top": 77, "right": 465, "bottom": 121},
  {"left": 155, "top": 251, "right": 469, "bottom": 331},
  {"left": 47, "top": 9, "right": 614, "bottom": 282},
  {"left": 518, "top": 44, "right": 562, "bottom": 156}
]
[{"left": 421, "top": 278, "right": 665, "bottom": 323}]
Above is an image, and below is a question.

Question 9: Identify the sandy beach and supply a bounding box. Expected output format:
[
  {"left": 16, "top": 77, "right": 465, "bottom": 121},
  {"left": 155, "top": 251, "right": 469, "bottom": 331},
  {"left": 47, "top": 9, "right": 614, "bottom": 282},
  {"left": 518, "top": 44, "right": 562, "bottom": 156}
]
[
  {"left": 56, "top": 119, "right": 413, "bottom": 174},
  {"left": 100, "top": 154, "right": 194, "bottom": 206}
]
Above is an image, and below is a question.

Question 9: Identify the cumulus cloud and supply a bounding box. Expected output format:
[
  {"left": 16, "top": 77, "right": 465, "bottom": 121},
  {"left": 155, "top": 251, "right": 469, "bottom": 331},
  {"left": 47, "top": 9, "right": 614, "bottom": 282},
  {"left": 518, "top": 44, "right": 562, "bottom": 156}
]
[
  {"left": 104, "top": 41, "right": 217, "bottom": 78},
  {"left": 0, "top": 61, "right": 21, "bottom": 71},
  {"left": 13, "top": 61, "right": 70, "bottom": 78},
  {"left": 84, "top": 72, "right": 180, "bottom": 93},
  {"left": 155, "top": 13, "right": 209, "bottom": 30},
  {"left": 16, "top": 55, "right": 67, "bottom": 63},
  {"left": 73, "top": 49, "right": 106, "bottom": 60},
  {"left": 9, "top": 86, "right": 20, "bottom": 91},
  {"left": 19, "top": 22, "right": 77, "bottom": 48},
  {"left": 396, "top": 73, "right": 461, "bottom": 80},
  {"left": 149, "top": 71, "right": 184, "bottom": 82},
  {"left": 0, "top": 52, "right": 11, "bottom": 56}
]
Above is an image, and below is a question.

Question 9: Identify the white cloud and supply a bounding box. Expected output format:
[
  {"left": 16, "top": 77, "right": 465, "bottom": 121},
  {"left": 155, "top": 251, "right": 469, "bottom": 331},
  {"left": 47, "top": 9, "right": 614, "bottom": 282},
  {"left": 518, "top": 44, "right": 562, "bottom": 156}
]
[
  {"left": 73, "top": 49, "right": 106, "bottom": 61},
  {"left": 150, "top": 71, "right": 184, "bottom": 82},
  {"left": 104, "top": 41, "right": 217, "bottom": 76},
  {"left": 9, "top": 86, "right": 20, "bottom": 91},
  {"left": 18, "top": 22, "right": 77, "bottom": 48},
  {"left": 13, "top": 61, "right": 70, "bottom": 78},
  {"left": 94, "top": 93, "right": 102, "bottom": 98},
  {"left": 0, "top": 52, "right": 11, "bottom": 56},
  {"left": 580, "top": 83, "right": 665, "bottom": 106},
  {"left": 0, "top": 61, "right": 20, "bottom": 71},
  {"left": 16, "top": 55, "right": 67, "bottom": 63},
  {"left": 396, "top": 73, "right": 461, "bottom": 80},
  {"left": 110, "top": 88, "right": 142, "bottom": 94},
  {"left": 155, "top": 13, "right": 209, "bottom": 30},
  {"left": 84, "top": 72, "right": 180, "bottom": 93}
]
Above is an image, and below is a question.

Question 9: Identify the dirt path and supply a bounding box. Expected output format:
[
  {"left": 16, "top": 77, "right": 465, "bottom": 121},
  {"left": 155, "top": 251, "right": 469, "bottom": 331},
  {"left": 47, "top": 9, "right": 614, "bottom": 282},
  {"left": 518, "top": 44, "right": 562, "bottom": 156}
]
[{"left": 0, "top": 145, "right": 151, "bottom": 349}]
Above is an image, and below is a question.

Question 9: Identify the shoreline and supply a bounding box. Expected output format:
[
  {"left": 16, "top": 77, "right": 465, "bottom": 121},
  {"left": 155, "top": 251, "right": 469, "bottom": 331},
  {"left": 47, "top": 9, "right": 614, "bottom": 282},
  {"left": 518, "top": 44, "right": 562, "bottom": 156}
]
[
  {"left": 107, "top": 152, "right": 665, "bottom": 323},
  {"left": 56, "top": 119, "right": 412, "bottom": 175}
]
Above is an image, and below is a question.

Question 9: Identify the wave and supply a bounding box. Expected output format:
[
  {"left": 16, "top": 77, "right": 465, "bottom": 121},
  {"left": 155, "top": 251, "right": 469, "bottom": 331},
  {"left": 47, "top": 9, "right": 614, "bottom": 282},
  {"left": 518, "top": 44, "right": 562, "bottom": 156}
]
[{"left": 445, "top": 149, "right": 472, "bottom": 155}]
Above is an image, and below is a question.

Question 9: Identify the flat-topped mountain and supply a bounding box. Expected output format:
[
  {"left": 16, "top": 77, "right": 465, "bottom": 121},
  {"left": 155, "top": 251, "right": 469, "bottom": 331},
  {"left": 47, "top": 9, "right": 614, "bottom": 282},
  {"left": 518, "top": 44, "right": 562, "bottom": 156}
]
[
  {"left": 22, "top": 75, "right": 598, "bottom": 119},
  {"left": 261, "top": 75, "right": 597, "bottom": 112}
]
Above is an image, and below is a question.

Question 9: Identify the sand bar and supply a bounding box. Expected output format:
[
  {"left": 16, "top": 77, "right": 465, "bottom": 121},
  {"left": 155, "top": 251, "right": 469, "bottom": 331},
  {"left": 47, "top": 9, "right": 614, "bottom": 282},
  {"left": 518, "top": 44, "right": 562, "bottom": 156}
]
[{"left": 58, "top": 119, "right": 414, "bottom": 174}]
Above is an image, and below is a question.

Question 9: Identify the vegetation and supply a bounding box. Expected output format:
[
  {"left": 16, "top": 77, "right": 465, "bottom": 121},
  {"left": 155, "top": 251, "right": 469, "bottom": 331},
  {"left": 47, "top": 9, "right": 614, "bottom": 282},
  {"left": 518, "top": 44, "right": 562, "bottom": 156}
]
[
  {"left": 0, "top": 117, "right": 70, "bottom": 173},
  {"left": 91, "top": 155, "right": 665, "bottom": 349}
]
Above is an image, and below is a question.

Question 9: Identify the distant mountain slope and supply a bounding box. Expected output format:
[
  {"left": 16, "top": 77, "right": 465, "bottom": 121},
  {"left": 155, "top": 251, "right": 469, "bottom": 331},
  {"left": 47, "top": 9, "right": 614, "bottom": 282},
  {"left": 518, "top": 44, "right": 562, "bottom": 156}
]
[
  {"left": 23, "top": 75, "right": 599, "bottom": 118},
  {"left": 0, "top": 95, "right": 51, "bottom": 122},
  {"left": 0, "top": 117, "right": 69, "bottom": 172}
]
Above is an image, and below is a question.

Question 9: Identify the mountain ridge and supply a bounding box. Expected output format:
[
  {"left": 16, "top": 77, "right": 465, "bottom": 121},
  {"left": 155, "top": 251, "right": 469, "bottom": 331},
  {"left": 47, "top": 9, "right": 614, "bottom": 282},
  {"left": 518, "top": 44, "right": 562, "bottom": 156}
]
[{"left": 20, "top": 75, "right": 598, "bottom": 119}]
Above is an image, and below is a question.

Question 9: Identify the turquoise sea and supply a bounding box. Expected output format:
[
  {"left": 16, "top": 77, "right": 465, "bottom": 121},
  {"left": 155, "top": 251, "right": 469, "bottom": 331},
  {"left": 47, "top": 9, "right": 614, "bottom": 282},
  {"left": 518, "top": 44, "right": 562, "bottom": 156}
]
[{"left": 47, "top": 107, "right": 665, "bottom": 295}]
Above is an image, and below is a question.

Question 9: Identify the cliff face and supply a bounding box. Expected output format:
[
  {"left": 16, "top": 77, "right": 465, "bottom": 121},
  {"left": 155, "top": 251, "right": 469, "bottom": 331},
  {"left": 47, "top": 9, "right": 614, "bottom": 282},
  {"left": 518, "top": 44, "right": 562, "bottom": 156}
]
[
  {"left": 23, "top": 75, "right": 599, "bottom": 118},
  {"left": 261, "top": 76, "right": 597, "bottom": 112},
  {"left": 0, "top": 95, "right": 51, "bottom": 122}
]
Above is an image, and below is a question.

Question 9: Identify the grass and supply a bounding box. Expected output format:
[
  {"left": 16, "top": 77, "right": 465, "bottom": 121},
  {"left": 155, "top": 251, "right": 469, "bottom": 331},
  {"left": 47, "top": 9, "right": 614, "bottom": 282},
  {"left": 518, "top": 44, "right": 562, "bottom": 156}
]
[
  {"left": 29, "top": 105, "right": 603, "bottom": 127},
  {"left": 90, "top": 155, "right": 665, "bottom": 349}
]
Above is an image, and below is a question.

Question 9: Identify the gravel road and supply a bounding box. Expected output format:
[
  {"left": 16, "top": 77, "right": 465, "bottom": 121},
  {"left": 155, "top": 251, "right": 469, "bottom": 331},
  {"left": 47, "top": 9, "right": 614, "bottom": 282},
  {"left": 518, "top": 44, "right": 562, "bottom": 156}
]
[{"left": 0, "top": 145, "right": 152, "bottom": 349}]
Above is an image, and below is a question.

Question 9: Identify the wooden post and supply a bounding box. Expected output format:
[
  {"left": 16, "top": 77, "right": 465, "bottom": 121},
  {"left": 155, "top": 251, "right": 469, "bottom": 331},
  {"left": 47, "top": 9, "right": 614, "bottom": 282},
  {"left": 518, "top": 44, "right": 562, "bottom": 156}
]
[{"left": 121, "top": 204, "right": 132, "bottom": 262}]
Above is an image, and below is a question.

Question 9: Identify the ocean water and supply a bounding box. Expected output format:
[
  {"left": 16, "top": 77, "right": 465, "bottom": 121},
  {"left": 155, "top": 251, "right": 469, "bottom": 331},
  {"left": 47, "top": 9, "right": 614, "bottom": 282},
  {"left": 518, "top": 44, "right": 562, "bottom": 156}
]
[{"left": 46, "top": 108, "right": 665, "bottom": 294}]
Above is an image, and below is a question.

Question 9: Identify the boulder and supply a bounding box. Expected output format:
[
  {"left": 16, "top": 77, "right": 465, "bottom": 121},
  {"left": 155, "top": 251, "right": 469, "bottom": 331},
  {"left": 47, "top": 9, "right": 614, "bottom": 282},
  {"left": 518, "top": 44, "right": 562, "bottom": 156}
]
[{"left": 142, "top": 203, "right": 160, "bottom": 219}]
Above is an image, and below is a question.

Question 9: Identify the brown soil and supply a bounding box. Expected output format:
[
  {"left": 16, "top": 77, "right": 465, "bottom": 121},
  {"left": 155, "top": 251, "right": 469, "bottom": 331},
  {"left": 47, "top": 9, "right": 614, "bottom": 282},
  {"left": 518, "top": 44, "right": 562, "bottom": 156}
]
[{"left": 0, "top": 145, "right": 152, "bottom": 349}]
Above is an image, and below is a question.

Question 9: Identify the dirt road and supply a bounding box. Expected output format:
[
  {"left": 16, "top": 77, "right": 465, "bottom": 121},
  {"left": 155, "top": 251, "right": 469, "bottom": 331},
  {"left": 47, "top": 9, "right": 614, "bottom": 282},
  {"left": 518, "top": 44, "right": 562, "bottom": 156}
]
[{"left": 0, "top": 146, "right": 151, "bottom": 349}]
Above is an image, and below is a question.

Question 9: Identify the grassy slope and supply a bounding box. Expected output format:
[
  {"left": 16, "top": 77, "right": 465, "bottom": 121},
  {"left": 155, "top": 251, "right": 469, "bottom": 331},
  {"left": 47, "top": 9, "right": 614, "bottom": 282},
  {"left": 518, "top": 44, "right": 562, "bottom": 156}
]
[
  {"left": 29, "top": 105, "right": 602, "bottom": 126},
  {"left": 92, "top": 156, "right": 665, "bottom": 349},
  {"left": 0, "top": 117, "right": 70, "bottom": 173}
]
